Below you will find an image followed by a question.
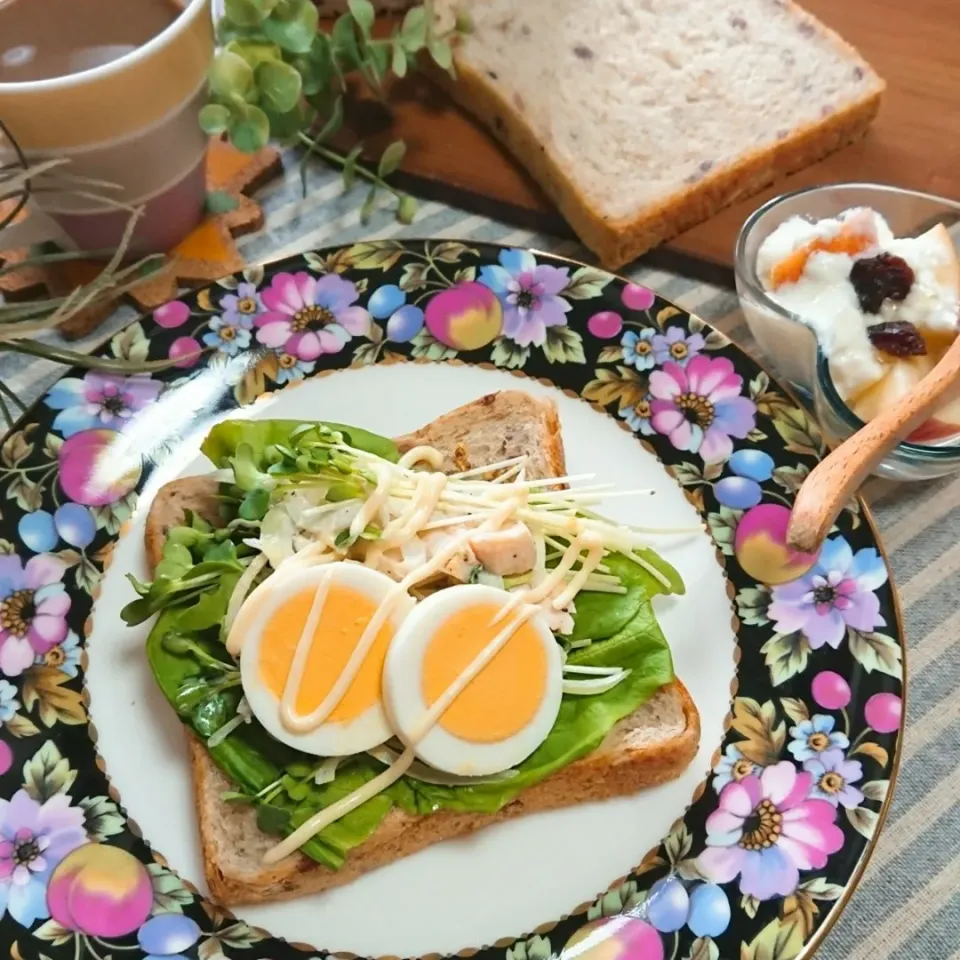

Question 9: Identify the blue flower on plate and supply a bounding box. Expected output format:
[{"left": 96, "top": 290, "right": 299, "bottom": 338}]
[
  {"left": 203, "top": 316, "right": 253, "bottom": 356},
  {"left": 0, "top": 679, "right": 19, "bottom": 722},
  {"left": 787, "top": 714, "right": 849, "bottom": 763},
  {"left": 622, "top": 328, "right": 657, "bottom": 370},
  {"left": 44, "top": 372, "right": 161, "bottom": 438},
  {"left": 274, "top": 352, "right": 316, "bottom": 385}
]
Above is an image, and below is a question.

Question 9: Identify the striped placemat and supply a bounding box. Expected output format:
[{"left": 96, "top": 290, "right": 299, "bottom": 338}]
[{"left": 2, "top": 157, "right": 955, "bottom": 959}]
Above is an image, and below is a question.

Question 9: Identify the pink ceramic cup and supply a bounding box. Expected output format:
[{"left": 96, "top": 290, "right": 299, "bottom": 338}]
[{"left": 0, "top": 0, "right": 214, "bottom": 254}]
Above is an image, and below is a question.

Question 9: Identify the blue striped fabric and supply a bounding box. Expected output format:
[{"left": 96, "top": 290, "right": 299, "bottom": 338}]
[{"left": 3, "top": 161, "right": 955, "bottom": 959}]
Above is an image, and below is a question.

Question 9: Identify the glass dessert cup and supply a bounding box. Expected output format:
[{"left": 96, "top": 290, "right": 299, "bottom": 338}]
[
  {"left": 812, "top": 349, "right": 960, "bottom": 482},
  {"left": 735, "top": 183, "right": 960, "bottom": 397}
]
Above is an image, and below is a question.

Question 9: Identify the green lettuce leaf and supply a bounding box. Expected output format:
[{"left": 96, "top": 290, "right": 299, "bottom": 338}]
[
  {"left": 134, "top": 419, "right": 683, "bottom": 870},
  {"left": 201, "top": 418, "right": 399, "bottom": 478}
]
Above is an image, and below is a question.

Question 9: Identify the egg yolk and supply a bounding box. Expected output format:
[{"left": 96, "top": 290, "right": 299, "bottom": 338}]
[
  {"left": 258, "top": 584, "right": 393, "bottom": 723},
  {"left": 421, "top": 602, "right": 547, "bottom": 743}
]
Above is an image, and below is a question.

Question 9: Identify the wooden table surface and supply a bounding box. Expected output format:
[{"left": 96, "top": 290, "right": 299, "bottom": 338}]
[{"left": 352, "top": 0, "right": 960, "bottom": 273}]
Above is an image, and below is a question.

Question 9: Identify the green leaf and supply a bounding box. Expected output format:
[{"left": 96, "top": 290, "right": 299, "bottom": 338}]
[
  {"left": 846, "top": 628, "right": 903, "bottom": 679},
  {"left": 740, "top": 916, "right": 804, "bottom": 960},
  {"left": 110, "top": 321, "right": 150, "bottom": 362},
  {"left": 736, "top": 585, "right": 771, "bottom": 627},
  {"left": 706, "top": 505, "right": 742, "bottom": 556},
  {"left": 32, "top": 921, "right": 73, "bottom": 946},
  {"left": 400, "top": 5, "right": 427, "bottom": 50},
  {"left": 262, "top": 0, "right": 319, "bottom": 53},
  {"left": 563, "top": 265, "right": 613, "bottom": 300},
  {"left": 1, "top": 425, "right": 36, "bottom": 467},
  {"left": 80, "top": 795, "right": 125, "bottom": 841},
  {"left": 209, "top": 50, "right": 255, "bottom": 100},
  {"left": 22, "top": 741, "right": 76, "bottom": 803},
  {"left": 296, "top": 33, "right": 334, "bottom": 96},
  {"left": 399, "top": 261, "right": 428, "bottom": 292},
  {"left": 760, "top": 631, "right": 810, "bottom": 687},
  {"left": 428, "top": 36, "right": 454, "bottom": 72},
  {"left": 772, "top": 463, "right": 809, "bottom": 495},
  {"left": 199, "top": 103, "right": 231, "bottom": 135},
  {"left": 771, "top": 403, "right": 825, "bottom": 458},
  {"left": 378, "top": 139, "right": 406, "bottom": 178},
  {"left": 229, "top": 104, "right": 271, "bottom": 152},
  {"left": 362, "top": 183, "right": 383, "bottom": 222},
  {"left": 224, "top": 38, "right": 283, "bottom": 68},
  {"left": 663, "top": 822, "right": 692, "bottom": 865},
  {"left": 223, "top": 0, "right": 265, "bottom": 27},
  {"left": 341, "top": 143, "right": 363, "bottom": 191},
  {"left": 846, "top": 804, "right": 879, "bottom": 839},
  {"left": 147, "top": 862, "right": 195, "bottom": 914},
  {"left": 490, "top": 336, "right": 529, "bottom": 369},
  {"left": 239, "top": 486, "right": 271, "bottom": 520},
  {"left": 331, "top": 12, "right": 362, "bottom": 68},
  {"left": 256, "top": 59, "right": 303, "bottom": 113},
  {"left": 779, "top": 697, "right": 809, "bottom": 725},
  {"left": 347, "top": 0, "right": 376, "bottom": 37},
  {"left": 542, "top": 326, "right": 585, "bottom": 365},
  {"left": 392, "top": 39, "right": 408, "bottom": 78}
]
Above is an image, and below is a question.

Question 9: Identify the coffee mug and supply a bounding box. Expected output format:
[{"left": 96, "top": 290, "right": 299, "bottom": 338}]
[{"left": 0, "top": 0, "right": 214, "bottom": 254}]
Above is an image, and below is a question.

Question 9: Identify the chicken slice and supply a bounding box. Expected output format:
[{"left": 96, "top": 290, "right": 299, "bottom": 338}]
[{"left": 468, "top": 523, "right": 536, "bottom": 577}]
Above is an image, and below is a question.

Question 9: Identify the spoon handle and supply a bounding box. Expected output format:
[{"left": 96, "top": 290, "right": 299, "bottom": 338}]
[{"left": 786, "top": 350, "right": 960, "bottom": 553}]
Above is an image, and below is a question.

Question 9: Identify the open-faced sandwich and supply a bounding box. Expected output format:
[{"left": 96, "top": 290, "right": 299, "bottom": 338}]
[{"left": 122, "top": 390, "right": 700, "bottom": 904}]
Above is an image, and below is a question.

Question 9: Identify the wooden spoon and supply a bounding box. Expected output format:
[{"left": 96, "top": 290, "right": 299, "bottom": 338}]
[{"left": 786, "top": 336, "right": 960, "bottom": 553}]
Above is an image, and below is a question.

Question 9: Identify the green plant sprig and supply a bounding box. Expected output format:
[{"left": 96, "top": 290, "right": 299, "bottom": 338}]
[{"left": 200, "top": 0, "right": 469, "bottom": 224}]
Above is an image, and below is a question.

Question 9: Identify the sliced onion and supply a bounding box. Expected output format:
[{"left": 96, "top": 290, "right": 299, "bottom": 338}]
[
  {"left": 562, "top": 670, "right": 631, "bottom": 696},
  {"left": 367, "top": 745, "right": 518, "bottom": 786},
  {"left": 313, "top": 756, "right": 344, "bottom": 785}
]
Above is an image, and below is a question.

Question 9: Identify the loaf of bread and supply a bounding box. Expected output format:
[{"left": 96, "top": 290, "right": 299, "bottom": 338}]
[{"left": 431, "top": 0, "right": 885, "bottom": 268}]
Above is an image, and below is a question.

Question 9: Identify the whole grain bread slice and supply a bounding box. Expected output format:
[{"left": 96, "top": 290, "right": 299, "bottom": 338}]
[
  {"left": 431, "top": 0, "right": 885, "bottom": 269},
  {"left": 145, "top": 390, "right": 700, "bottom": 903}
]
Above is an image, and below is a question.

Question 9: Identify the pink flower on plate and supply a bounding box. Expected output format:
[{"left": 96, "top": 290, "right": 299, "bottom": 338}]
[
  {"left": 255, "top": 272, "right": 371, "bottom": 361},
  {"left": 649, "top": 355, "right": 756, "bottom": 463},
  {"left": 0, "top": 554, "right": 69, "bottom": 677},
  {"left": 697, "top": 761, "right": 844, "bottom": 901}
]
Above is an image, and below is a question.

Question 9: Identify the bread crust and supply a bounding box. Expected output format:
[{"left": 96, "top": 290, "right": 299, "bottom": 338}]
[
  {"left": 431, "top": 1, "right": 885, "bottom": 269},
  {"left": 143, "top": 391, "right": 700, "bottom": 903},
  {"left": 190, "top": 682, "right": 700, "bottom": 903}
]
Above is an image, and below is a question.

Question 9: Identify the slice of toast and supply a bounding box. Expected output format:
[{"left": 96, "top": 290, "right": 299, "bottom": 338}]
[{"left": 145, "top": 390, "right": 701, "bottom": 903}]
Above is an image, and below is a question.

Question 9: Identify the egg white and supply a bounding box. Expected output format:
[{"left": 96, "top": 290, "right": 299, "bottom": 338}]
[
  {"left": 240, "top": 562, "right": 413, "bottom": 757},
  {"left": 383, "top": 584, "right": 564, "bottom": 776}
]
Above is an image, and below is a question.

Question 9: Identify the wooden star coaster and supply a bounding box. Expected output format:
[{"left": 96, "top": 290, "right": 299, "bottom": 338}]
[{"left": 0, "top": 137, "right": 283, "bottom": 339}]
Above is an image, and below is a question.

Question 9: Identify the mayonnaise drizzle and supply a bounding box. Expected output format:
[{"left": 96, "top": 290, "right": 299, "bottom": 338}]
[
  {"left": 262, "top": 603, "right": 538, "bottom": 865},
  {"left": 276, "top": 490, "right": 528, "bottom": 735},
  {"left": 348, "top": 462, "right": 391, "bottom": 541}
]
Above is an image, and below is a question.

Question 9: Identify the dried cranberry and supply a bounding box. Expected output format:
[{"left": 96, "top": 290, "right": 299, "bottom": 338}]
[
  {"left": 849, "top": 253, "right": 915, "bottom": 314},
  {"left": 867, "top": 321, "right": 927, "bottom": 358}
]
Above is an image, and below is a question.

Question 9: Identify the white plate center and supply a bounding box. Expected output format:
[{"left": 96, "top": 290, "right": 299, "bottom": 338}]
[{"left": 87, "top": 364, "right": 736, "bottom": 957}]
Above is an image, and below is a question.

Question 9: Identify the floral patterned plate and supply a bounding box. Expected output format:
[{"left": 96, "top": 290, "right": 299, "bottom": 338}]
[{"left": 0, "top": 242, "right": 903, "bottom": 960}]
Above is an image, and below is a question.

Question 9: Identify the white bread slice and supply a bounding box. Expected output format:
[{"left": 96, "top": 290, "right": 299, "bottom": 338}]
[
  {"left": 145, "top": 390, "right": 700, "bottom": 903},
  {"left": 430, "top": 0, "right": 885, "bottom": 269}
]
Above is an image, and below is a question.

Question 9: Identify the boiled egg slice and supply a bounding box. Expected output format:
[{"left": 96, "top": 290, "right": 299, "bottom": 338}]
[
  {"left": 383, "top": 584, "right": 563, "bottom": 776},
  {"left": 238, "top": 562, "right": 413, "bottom": 757}
]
